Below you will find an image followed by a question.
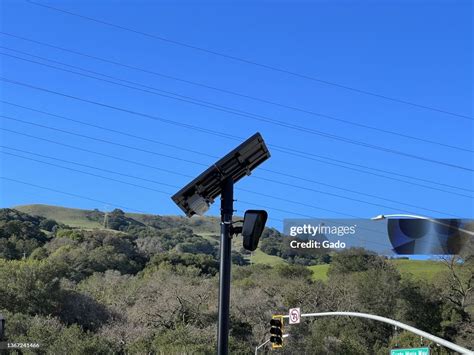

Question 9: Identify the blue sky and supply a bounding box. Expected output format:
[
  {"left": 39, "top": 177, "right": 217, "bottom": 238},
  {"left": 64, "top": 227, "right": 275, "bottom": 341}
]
[{"left": 0, "top": 0, "right": 473, "bottom": 229}]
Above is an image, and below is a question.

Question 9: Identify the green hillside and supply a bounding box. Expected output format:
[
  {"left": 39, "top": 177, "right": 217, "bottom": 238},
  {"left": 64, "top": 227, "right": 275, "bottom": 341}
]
[
  {"left": 390, "top": 259, "right": 447, "bottom": 282},
  {"left": 308, "top": 264, "right": 330, "bottom": 281},
  {"left": 15, "top": 204, "right": 104, "bottom": 228},
  {"left": 308, "top": 259, "right": 447, "bottom": 282},
  {"left": 13, "top": 204, "right": 448, "bottom": 283},
  {"left": 249, "top": 249, "right": 287, "bottom": 266},
  {"left": 14, "top": 204, "right": 221, "bottom": 233}
]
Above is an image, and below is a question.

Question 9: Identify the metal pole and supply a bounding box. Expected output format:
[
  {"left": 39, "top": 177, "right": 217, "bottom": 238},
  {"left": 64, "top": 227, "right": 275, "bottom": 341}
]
[
  {"left": 255, "top": 339, "right": 270, "bottom": 355},
  {"left": 255, "top": 335, "right": 289, "bottom": 354},
  {"left": 280, "top": 312, "right": 473, "bottom": 354},
  {"left": 217, "top": 176, "right": 234, "bottom": 355}
]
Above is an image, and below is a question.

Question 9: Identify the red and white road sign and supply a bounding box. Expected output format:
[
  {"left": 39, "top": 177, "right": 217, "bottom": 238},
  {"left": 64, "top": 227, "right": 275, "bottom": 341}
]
[{"left": 289, "top": 307, "right": 301, "bottom": 324}]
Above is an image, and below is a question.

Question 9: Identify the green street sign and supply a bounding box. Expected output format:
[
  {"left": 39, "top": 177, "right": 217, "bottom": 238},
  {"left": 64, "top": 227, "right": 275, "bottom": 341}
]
[{"left": 391, "top": 348, "right": 430, "bottom": 355}]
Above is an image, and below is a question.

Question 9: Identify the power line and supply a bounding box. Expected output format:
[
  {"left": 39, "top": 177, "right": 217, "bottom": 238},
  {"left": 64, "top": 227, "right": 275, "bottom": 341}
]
[
  {"left": 0, "top": 121, "right": 460, "bottom": 217},
  {"left": 0, "top": 129, "right": 195, "bottom": 179},
  {"left": 0, "top": 176, "right": 148, "bottom": 213},
  {"left": 1, "top": 174, "right": 296, "bottom": 225},
  {"left": 0, "top": 145, "right": 399, "bottom": 244},
  {"left": 258, "top": 168, "right": 472, "bottom": 199},
  {"left": 0, "top": 115, "right": 208, "bottom": 168},
  {"left": 3, "top": 52, "right": 473, "bottom": 166},
  {"left": 3, "top": 100, "right": 471, "bottom": 199},
  {"left": 1, "top": 141, "right": 451, "bottom": 217},
  {"left": 251, "top": 175, "right": 456, "bottom": 217},
  {"left": 0, "top": 100, "right": 217, "bottom": 159},
  {"left": 1, "top": 150, "right": 175, "bottom": 195},
  {"left": 2, "top": 77, "right": 473, "bottom": 173},
  {"left": 0, "top": 146, "right": 179, "bottom": 190},
  {"left": 0, "top": 118, "right": 457, "bottom": 216},
  {"left": 268, "top": 145, "right": 474, "bottom": 193},
  {"left": 0, "top": 147, "right": 346, "bottom": 220},
  {"left": 2, "top": 46, "right": 471, "bottom": 153},
  {"left": 0, "top": 30, "right": 451, "bottom": 143},
  {"left": 0, "top": 77, "right": 239, "bottom": 139},
  {"left": 0, "top": 145, "right": 349, "bottom": 218},
  {"left": 24, "top": 1, "right": 474, "bottom": 121}
]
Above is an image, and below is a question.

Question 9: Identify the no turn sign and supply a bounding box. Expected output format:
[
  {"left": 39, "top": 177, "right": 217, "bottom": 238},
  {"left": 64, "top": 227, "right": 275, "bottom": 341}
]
[{"left": 289, "top": 307, "right": 301, "bottom": 324}]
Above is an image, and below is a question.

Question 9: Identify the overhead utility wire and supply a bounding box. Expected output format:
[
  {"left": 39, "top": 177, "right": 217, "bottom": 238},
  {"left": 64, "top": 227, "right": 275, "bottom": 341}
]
[
  {"left": 268, "top": 145, "right": 474, "bottom": 193},
  {"left": 259, "top": 168, "right": 472, "bottom": 199},
  {"left": 0, "top": 115, "right": 208, "bottom": 168},
  {"left": 0, "top": 176, "right": 148, "bottom": 213},
  {"left": 0, "top": 146, "right": 185, "bottom": 189},
  {"left": 24, "top": 0, "right": 474, "bottom": 121},
  {"left": 1, "top": 151, "right": 175, "bottom": 195},
  {"left": 1, "top": 175, "right": 291, "bottom": 224},
  {"left": 0, "top": 118, "right": 458, "bottom": 216},
  {"left": 2, "top": 37, "right": 472, "bottom": 185},
  {"left": 0, "top": 146, "right": 350, "bottom": 218},
  {"left": 2, "top": 79, "right": 473, "bottom": 193},
  {"left": 0, "top": 77, "right": 239, "bottom": 139},
  {"left": 0, "top": 147, "right": 400, "bottom": 245},
  {"left": 4, "top": 32, "right": 470, "bottom": 145},
  {"left": 1, "top": 77, "right": 472, "bottom": 174},
  {"left": 1, "top": 46, "right": 470, "bottom": 153},
  {"left": 0, "top": 120, "right": 459, "bottom": 217},
  {"left": 3, "top": 100, "right": 471, "bottom": 198},
  {"left": 0, "top": 125, "right": 448, "bottom": 222},
  {"left": 0, "top": 129, "right": 193, "bottom": 178},
  {"left": 3, "top": 150, "right": 300, "bottom": 221},
  {"left": 0, "top": 130, "right": 455, "bottom": 218},
  {"left": 3, "top": 52, "right": 473, "bottom": 165}
]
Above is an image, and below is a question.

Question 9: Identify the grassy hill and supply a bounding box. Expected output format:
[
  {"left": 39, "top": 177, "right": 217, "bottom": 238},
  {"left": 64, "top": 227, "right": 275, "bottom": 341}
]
[
  {"left": 308, "top": 264, "right": 331, "bottom": 281},
  {"left": 14, "top": 204, "right": 221, "bottom": 233},
  {"left": 15, "top": 204, "right": 105, "bottom": 228},
  {"left": 308, "top": 259, "right": 446, "bottom": 282},
  {"left": 249, "top": 249, "right": 287, "bottom": 266},
  {"left": 390, "top": 259, "right": 447, "bottom": 282}
]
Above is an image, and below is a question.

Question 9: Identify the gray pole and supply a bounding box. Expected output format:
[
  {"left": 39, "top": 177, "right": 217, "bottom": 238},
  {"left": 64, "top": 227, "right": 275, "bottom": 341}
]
[
  {"left": 217, "top": 177, "right": 234, "bottom": 355},
  {"left": 255, "top": 339, "right": 270, "bottom": 355},
  {"left": 255, "top": 335, "right": 289, "bottom": 354}
]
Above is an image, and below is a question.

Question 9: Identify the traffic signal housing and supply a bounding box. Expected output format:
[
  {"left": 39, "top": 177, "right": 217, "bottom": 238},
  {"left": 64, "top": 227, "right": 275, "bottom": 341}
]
[
  {"left": 242, "top": 210, "right": 268, "bottom": 251},
  {"left": 270, "top": 315, "right": 284, "bottom": 349}
]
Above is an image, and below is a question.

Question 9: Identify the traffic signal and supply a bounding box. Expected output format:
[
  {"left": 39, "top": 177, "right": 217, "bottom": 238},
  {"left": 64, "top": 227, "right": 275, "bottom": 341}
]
[
  {"left": 270, "top": 315, "right": 284, "bottom": 349},
  {"left": 242, "top": 210, "right": 268, "bottom": 251}
]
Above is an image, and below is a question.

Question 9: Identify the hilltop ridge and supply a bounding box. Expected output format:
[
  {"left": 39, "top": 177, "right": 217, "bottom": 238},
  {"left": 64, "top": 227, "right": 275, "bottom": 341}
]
[{"left": 14, "top": 204, "right": 221, "bottom": 233}]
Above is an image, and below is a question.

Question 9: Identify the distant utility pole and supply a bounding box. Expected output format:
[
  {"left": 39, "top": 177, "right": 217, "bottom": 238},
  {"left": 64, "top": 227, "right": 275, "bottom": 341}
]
[
  {"left": 103, "top": 211, "right": 108, "bottom": 229},
  {"left": 103, "top": 204, "right": 110, "bottom": 229}
]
